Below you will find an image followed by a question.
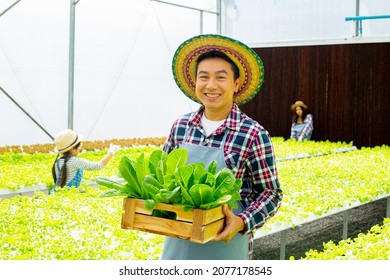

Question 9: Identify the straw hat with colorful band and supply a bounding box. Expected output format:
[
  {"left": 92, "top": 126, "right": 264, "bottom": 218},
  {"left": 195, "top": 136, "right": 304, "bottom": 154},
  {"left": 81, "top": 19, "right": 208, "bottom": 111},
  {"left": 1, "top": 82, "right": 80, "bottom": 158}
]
[
  {"left": 54, "top": 129, "right": 84, "bottom": 153},
  {"left": 172, "top": 34, "right": 265, "bottom": 106},
  {"left": 291, "top": 101, "right": 308, "bottom": 111}
]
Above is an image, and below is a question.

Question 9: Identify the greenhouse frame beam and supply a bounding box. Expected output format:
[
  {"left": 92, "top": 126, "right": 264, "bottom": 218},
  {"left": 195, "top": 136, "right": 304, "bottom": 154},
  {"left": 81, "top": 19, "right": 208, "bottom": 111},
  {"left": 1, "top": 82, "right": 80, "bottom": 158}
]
[
  {"left": 0, "top": 0, "right": 22, "bottom": 18},
  {"left": 0, "top": 86, "right": 54, "bottom": 140},
  {"left": 150, "top": 0, "right": 221, "bottom": 34},
  {"left": 67, "top": 0, "right": 220, "bottom": 130}
]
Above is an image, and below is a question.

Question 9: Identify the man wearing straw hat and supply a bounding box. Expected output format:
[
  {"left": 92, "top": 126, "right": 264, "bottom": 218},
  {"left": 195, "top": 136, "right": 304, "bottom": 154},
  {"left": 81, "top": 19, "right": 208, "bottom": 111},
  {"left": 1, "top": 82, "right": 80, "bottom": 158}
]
[{"left": 162, "top": 34, "right": 283, "bottom": 260}]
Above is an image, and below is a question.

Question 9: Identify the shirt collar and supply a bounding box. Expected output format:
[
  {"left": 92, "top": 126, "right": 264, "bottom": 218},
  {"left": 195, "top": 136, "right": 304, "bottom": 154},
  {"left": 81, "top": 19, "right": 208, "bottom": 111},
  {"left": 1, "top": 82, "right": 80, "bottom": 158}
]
[{"left": 189, "top": 104, "right": 242, "bottom": 132}]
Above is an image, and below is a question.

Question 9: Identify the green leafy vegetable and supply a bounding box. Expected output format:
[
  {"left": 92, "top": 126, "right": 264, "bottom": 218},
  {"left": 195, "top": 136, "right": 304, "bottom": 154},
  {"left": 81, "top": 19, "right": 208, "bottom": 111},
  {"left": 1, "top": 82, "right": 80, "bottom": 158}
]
[
  {"left": 96, "top": 148, "right": 242, "bottom": 212},
  {"left": 207, "top": 160, "right": 218, "bottom": 174},
  {"left": 118, "top": 156, "right": 142, "bottom": 197},
  {"left": 166, "top": 148, "right": 188, "bottom": 175},
  {"left": 189, "top": 184, "right": 214, "bottom": 207}
]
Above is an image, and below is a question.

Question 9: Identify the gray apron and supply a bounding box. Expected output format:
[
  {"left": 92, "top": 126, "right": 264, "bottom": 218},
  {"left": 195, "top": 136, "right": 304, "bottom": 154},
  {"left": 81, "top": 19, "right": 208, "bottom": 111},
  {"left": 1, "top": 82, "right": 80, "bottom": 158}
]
[
  {"left": 293, "top": 123, "right": 311, "bottom": 140},
  {"left": 161, "top": 129, "right": 249, "bottom": 260}
]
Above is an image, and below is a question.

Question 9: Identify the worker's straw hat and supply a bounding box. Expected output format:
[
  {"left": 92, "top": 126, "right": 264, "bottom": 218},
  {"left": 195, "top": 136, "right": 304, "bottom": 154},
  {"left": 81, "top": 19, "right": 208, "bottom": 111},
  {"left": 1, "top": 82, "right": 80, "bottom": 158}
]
[
  {"left": 54, "top": 129, "right": 84, "bottom": 153},
  {"left": 291, "top": 100, "right": 308, "bottom": 111},
  {"left": 172, "top": 34, "right": 264, "bottom": 106}
]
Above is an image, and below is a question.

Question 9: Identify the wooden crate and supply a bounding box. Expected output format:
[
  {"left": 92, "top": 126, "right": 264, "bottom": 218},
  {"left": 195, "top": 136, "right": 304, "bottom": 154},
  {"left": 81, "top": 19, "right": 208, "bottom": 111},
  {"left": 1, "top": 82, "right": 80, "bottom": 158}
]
[{"left": 121, "top": 198, "right": 225, "bottom": 244}]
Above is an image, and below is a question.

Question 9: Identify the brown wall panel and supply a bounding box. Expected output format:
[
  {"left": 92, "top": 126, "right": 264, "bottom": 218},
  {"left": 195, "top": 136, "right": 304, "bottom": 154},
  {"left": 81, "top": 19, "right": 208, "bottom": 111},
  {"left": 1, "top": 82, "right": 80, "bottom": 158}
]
[{"left": 242, "top": 42, "right": 390, "bottom": 148}]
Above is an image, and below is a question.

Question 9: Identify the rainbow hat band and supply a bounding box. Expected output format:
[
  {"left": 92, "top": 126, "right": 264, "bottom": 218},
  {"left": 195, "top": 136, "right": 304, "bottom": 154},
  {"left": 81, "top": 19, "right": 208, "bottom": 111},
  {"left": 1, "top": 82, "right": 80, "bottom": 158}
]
[{"left": 172, "top": 34, "right": 264, "bottom": 106}]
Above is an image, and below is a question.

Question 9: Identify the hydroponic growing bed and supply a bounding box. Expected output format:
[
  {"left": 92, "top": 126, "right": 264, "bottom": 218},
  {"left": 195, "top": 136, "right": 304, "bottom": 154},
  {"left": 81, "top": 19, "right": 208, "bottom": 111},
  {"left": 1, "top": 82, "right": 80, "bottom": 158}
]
[{"left": 0, "top": 138, "right": 389, "bottom": 260}]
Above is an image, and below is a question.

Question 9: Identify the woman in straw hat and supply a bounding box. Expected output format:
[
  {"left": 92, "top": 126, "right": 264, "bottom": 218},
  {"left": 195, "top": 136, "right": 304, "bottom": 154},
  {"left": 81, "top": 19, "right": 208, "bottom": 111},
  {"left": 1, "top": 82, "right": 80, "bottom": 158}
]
[
  {"left": 290, "top": 100, "right": 314, "bottom": 141},
  {"left": 51, "top": 129, "right": 120, "bottom": 191},
  {"left": 162, "top": 34, "right": 283, "bottom": 260}
]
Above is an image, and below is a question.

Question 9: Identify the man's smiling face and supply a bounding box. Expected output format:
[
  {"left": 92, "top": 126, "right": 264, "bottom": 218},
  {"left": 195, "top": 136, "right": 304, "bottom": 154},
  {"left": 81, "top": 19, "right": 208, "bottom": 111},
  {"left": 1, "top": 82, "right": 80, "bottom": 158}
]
[{"left": 195, "top": 57, "right": 240, "bottom": 121}]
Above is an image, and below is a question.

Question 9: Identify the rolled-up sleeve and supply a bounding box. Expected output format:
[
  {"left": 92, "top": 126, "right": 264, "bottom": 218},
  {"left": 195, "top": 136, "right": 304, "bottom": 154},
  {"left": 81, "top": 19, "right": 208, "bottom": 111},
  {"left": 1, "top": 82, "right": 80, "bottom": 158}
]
[
  {"left": 238, "top": 130, "right": 283, "bottom": 234},
  {"left": 302, "top": 114, "right": 314, "bottom": 136}
]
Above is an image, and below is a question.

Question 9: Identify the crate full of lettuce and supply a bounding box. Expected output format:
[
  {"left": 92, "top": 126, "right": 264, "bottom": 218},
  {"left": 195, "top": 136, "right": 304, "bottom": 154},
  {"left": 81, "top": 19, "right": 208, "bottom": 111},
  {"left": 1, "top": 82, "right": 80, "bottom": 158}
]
[{"left": 96, "top": 148, "right": 242, "bottom": 244}]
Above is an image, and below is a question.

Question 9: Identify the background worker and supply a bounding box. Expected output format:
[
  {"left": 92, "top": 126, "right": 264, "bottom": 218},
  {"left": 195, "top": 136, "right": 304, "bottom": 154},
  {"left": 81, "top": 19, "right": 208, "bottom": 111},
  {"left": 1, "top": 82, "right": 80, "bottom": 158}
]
[
  {"left": 51, "top": 128, "right": 120, "bottom": 190},
  {"left": 290, "top": 100, "right": 314, "bottom": 141}
]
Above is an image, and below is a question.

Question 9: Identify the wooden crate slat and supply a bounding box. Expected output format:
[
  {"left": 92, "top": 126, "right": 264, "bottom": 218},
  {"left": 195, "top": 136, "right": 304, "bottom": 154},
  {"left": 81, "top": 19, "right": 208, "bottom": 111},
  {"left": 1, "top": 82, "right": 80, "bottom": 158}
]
[
  {"left": 133, "top": 214, "right": 193, "bottom": 239},
  {"left": 121, "top": 198, "right": 225, "bottom": 244}
]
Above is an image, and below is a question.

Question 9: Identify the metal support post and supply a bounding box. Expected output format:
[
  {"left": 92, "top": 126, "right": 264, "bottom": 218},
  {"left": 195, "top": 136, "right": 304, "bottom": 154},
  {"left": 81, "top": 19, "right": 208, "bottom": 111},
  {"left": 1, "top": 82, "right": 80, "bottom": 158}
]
[
  {"left": 200, "top": 11, "right": 203, "bottom": 34},
  {"left": 342, "top": 210, "right": 349, "bottom": 240},
  {"left": 280, "top": 230, "right": 287, "bottom": 260},
  {"left": 216, "top": 0, "right": 222, "bottom": 34},
  {"left": 355, "top": 0, "right": 360, "bottom": 37},
  {"left": 68, "top": 0, "right": 77, "bottom": 130}
]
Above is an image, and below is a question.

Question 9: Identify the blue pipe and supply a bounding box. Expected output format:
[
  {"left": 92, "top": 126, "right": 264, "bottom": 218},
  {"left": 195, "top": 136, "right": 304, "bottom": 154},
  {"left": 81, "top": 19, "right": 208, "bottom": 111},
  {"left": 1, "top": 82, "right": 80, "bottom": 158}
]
[
  {"left": 345, "top": 15, "right": 390, "bottom": 21},
  {"left": 345, "top": 15, "right": 390, "bottom": 36}
]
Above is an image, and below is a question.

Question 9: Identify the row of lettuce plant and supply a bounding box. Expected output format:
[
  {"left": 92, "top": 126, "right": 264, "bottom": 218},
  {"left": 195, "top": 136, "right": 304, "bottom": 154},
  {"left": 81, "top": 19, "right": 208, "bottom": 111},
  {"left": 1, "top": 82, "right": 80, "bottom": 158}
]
[
  {"left": 0, "top": 138, "right": 354, "bottom": 190},
  {"left": 0, "top": 137, "right": 166, "bottom": 155},
  {"left": 0, "top": 146, "right": 159, "bottom": 190},
  {"left": 0, "top": 187, "right": 164, "bottom": 260},
  {"left": 1, "top": 183, "right": 388, "bottom": 260},
  {"left": 294, "top": 218, "right": 390, "bottom": 260},
  {"left": 1, "top": 141, "right": 388, "bottom": 230},
  {"left": 1, "top": 184, "right": 388, "bottom": 260},
  {"left": 1, "top": 141, "right": 387, "bottom": 228},
  {"left": 0, "top": 143, "right": 388, "bottom": 259},
  {"left": 272, "top": 138, "right": 355, "bottom": 161},
  {"left": 256, "top": 145, "right": 390, "bottom": 234}
]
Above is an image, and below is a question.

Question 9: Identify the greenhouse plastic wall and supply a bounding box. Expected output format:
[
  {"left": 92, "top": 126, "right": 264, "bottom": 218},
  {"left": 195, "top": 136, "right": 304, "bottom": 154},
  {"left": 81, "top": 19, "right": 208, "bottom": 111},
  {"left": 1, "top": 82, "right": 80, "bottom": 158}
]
[{"left": 1, "top": 0, "right": 390, "bottom": 147}]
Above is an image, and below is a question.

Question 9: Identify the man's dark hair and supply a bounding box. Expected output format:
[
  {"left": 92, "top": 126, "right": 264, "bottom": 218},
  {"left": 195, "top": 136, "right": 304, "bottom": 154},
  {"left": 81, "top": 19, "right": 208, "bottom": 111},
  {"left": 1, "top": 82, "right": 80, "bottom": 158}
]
[{"left": 196, "top": 50, "right": 240, "bottom": 80}]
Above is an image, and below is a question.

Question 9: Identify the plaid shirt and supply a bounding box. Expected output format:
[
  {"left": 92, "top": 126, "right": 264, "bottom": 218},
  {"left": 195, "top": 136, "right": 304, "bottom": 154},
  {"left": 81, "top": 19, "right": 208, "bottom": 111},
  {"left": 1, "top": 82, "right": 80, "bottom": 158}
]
[{"left": 164, "top": 104, "right": 283, "bottom": 235}]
